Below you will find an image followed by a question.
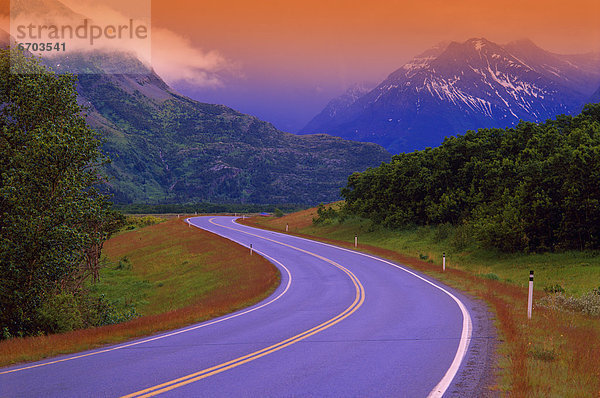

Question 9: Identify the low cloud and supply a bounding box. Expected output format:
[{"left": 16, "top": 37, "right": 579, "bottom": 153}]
[
  {"left": 10, "top": 0, "right": 233, "bottom": 87},
  {"left": 61, "top": 0, "right": 234, "bottom": 87},
  {"left": 11, "top": 0, "right": 151, "bottom": 70},
  {"left": 151, "top": 27, "right": 233, "bottom": 88}
]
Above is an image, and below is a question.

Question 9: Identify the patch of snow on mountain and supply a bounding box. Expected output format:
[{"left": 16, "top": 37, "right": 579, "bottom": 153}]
[{"left": 402, "top": 56, "right": 435, "bottom": 72}]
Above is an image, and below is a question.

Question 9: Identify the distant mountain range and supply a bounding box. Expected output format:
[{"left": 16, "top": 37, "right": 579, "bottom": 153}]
[{"left": 300, "top": 38, "right": 600, "bottom": 153}]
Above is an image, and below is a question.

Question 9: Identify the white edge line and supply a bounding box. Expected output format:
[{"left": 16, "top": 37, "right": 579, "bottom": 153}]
[
  {"left": 0, "top": 221, "right": 292, "bottom": 375},
  {"left": 225, "top": 216, "right": 473, "bottom": 397}
]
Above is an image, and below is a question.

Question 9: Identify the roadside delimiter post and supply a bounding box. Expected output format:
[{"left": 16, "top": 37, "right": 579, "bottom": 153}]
[{"left": 527, "top": 270, "right": 534, "bottom": 319}]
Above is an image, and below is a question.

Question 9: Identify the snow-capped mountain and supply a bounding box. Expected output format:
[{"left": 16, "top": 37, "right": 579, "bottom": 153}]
[{"left": 301, "top": 38, "right": 600, "bottom": 153}]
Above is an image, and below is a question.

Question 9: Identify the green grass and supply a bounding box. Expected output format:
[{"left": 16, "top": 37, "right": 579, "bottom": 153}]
[
  {"left": 302, "top": 218, "right": 600, "bottom": 295},
  {"left": 88, "top": 260, "right": 153, "bottom": 314},
  {"left": 97, "top": 220, "right": 255, "bottom": 316}
]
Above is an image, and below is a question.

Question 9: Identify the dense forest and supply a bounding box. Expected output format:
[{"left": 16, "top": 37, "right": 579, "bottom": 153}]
[
  {"left": 340, "top": 104, "right": 600, "bottom": 252},
  {"left": 113, "top": 203, "right": 305, "bottom": 215}
]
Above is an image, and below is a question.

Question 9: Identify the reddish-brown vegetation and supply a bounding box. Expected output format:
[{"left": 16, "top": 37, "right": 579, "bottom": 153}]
[{"left": 0, "top": 218, "right": 279, "bottom": 367}]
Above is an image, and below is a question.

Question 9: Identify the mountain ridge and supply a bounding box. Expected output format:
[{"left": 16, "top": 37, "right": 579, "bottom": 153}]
[
  {"left": 54, "top": 52, "right": 391, "bottom": 204},
  {"left": 301, "top": 38, "right": 600, "bottom": 153},
  {"left": 2, "top": 4, "right": 391, "bottom": 205},
  {"left": 300, "top": 82, "right": 373, "bottom": 134},
  {"left": 2, "top": 15, "right": 391, "bottom": 205}
]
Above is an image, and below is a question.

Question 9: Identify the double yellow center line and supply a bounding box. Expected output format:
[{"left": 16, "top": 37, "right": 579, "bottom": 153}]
[{"left": 122, "top": 218, "right": 366, "bottom": 397}]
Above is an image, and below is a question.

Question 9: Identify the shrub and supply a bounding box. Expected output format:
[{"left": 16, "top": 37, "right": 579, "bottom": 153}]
[
  {"left": 83, "top": 294, "right": 139, "bottom": 326},
  {"left": 451, "top": 223, "right": 472, "bottom": 251},
  {"left": 313, "top": 204, "right": 339, "bottom": 224},
  {"left": 115, "top": 256, "right": 132, "bottom": 270},
  {"left": 37, "top": 292, "right": 85, "bottom": 334},
  {"left": 543, "top": 284, "right": 565, "bottom": 294},
  {"left": 528, "top": 347, "right": 557, "bottom": 362},
  {"left": 433, "top": 223, "right": 452, "bottom": 242},
  {"left": 122, "top": 215, "right": 164, "bottom": 231},
  {"left": 33, "top": 290, "right": 140, "bottom": 336},
  {"left": 134, "top": 216, "right": 163, "bottom": 227},
  {"left": 538, "top": 289, "right": 600, "bottom": 317}
]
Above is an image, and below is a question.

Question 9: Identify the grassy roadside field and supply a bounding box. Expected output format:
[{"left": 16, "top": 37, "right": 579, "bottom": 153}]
[
  {"left": 242, "top": 208, "right": 600, "bottom": 397},
  {"left": 0, "top": 217, "right": 280, "bottom": 367}
]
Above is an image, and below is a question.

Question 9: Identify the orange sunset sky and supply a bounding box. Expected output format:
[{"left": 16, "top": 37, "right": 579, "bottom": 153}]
[
  {"left": 148, "top": 0, "right": 600, "bottom": 131},
  {"left": 3, "top": 0, "right": 600, "bottom": 131},
  {"left": 152, "top": 0, "right": 600, "bottom": 78}
]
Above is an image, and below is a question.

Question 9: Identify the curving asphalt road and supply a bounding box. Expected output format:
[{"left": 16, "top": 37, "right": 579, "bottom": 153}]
[{"left": 0, "top": 216, "right": 495, "bottom": 397}]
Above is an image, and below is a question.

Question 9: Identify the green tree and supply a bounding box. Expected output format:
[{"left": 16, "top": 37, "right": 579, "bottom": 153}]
[{"left": 0, "top": 49, "right": 122, "bottom": 337}]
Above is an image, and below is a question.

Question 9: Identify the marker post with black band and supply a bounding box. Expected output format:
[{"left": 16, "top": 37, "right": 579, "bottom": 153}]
[{"left": 527, "top": 270, "right": 534, "bottom": 319}]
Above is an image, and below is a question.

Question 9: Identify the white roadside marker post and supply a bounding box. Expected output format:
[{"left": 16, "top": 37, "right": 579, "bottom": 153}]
[
  {"left": 354, "top": 235, "right": 358, "bottom": 248},
  {"left": 286, "top": 223, "right": 289, "bottom": 232},
  {"left": 443, "top": 252, "right": 446, "bottom": 272},
  {"left": 250, "top": 244, "right": 253, "bottom": 256},
  {"left": 527, "top": 270, "right": 534, "bottom": 319}
]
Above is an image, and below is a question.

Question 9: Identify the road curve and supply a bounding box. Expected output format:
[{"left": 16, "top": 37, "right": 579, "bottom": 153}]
[{"left": 0, "top": 216, "right": 494, "bottom": 397}]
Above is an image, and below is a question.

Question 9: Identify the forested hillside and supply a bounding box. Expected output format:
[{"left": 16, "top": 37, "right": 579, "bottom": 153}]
[
  {"left": 55, "top": 52, "right": 391, "bottom": 205},
  {"left": 341, "top": 104, "right": 600, "bottom": 252}
]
